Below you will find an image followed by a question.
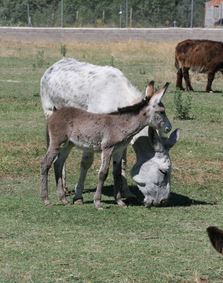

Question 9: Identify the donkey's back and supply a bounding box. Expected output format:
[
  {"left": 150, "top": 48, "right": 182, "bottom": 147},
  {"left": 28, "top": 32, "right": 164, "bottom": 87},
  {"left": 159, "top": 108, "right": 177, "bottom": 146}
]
[{"left": 40, "top": 58, "right": 142, "bottom": 117}]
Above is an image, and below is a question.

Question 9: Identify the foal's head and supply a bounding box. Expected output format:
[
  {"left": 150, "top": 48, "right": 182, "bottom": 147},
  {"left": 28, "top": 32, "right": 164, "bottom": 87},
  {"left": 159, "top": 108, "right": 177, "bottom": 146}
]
[
  {"left": 145, "top": 81, "right": 172, "bottom": 134},
  {"left": 116, "top": 81, "right": 172, "bottom": 134}
]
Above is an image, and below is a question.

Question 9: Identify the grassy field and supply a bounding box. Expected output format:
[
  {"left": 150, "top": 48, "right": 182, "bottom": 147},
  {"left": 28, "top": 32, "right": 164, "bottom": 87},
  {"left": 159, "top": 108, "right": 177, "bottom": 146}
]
[{"left": 0, "top": 39, "right": 223, "bottom": 283}]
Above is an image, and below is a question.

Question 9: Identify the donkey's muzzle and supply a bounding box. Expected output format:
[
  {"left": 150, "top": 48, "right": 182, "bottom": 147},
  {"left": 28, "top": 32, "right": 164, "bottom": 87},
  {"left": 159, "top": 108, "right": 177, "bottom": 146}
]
[{"left": 164, "top": 123, "right": 172, "bottom": 133}]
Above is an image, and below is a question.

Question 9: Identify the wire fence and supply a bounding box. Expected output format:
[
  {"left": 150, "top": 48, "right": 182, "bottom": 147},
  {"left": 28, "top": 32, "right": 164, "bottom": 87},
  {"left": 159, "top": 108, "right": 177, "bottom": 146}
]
[{"left": 0, "top": 1, "right": 206, "bottom": 28}]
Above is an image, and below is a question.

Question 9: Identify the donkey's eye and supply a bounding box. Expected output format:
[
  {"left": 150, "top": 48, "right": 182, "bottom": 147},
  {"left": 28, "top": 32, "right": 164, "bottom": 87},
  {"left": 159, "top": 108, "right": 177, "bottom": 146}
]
[
  {"left": 156, "top": 110, "right": 165, "bottom": 115},
  {"left": 156, "top": 107, "right": 165, "bottom": 114}
]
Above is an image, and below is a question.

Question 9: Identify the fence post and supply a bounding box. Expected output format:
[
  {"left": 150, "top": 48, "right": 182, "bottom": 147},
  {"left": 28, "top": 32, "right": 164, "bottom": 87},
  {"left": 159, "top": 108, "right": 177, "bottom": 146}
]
[
  {"left": 61, "top": 0, "right": 64, "bottom": 27},
  {"left": 125, "top": 0, "right": 128, "bottom": 27},
  {"left": 190, "top": 0, "right": 194, "bottom": 27},
  {"left": 129, "top": 7, "right": 132, "bottom": 27}
]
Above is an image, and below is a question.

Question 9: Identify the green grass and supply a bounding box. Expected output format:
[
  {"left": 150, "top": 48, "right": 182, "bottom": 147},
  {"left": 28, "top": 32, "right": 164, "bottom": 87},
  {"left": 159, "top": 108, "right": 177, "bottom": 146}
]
[{"left": 1, "top": 41, "right": 223, "bottom": 282}]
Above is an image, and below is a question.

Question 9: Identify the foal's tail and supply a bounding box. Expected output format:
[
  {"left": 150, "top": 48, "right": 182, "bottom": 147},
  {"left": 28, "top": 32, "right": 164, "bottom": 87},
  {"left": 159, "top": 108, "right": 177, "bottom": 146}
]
[
  {"left": 46, "top": 123, "right": 50, "bottom": 148},
  {"left": 45, "top": 107, "right": 57, "bottom": 149}
]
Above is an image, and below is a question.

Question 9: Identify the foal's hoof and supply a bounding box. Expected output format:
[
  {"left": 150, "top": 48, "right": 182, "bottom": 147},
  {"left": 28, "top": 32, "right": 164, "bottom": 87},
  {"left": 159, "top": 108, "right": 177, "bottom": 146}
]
[
  {"left": 94, "top": 200, "right": 103, "bottom": 210},
  {"left": 73, "top": 198, "right": 84, "bottom": 205},
  {"left": 117, "top": 199, "right": 127, "bottom": 208}
]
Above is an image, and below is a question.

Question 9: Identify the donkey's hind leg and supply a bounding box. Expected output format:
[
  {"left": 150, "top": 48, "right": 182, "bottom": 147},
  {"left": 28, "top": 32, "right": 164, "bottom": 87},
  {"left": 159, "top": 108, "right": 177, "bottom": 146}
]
[
  {"left": 112, "top": 149, "right": 127, "bottom": 208},
  {"left": 40, "top": 145, "right": 60, "bottom": 206},
  {"left": 54, "top": 142, "right": 73, "bottom": 205},
  {"left": 206, "top": 71, "right": 215, "bottom": 92},
  {"left": 94, "top": 148, "right": 113, "bottom": 210},
  {"left": 182, "top": 67, "right": 194, "bottom": 91},
  {"left": 74, "top": 149, "right": 94, "bottom": 204},
  {"left": 176, "top": 68, "right": 185, "bottom": 90}
]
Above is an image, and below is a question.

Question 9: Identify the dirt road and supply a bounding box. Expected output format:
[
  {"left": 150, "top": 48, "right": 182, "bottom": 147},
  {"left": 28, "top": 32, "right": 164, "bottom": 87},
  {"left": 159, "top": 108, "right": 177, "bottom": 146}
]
[{"left": 0, "top": 27, "right": 223, "bottom": 43}]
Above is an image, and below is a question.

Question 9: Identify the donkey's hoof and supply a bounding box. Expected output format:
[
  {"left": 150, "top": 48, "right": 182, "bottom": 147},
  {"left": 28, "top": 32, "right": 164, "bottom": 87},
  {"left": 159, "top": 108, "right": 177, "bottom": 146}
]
[
  {"left": 94, "top": 200, "right": 103, "bottom": 210},
  {"left": 43, "top": 199, "right": 51, "bottom": 206},
  {"left": 61, "top": 197, "right": 69, "bottom": 205},
  {"left": 73, "top": 198, "right": 84, "bottom": 205},
  {"left": 117, "top": 199, "right": 127, "bottom": 208}
]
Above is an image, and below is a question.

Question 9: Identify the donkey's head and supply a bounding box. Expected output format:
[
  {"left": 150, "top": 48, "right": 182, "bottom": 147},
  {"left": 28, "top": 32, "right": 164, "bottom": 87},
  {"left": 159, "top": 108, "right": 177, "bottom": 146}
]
[
  {"left": 131, "top": 127, "right": 180, "bottom": 207},
  {"left": 145, "top": 81, "right": 172, "bottom": 134}
]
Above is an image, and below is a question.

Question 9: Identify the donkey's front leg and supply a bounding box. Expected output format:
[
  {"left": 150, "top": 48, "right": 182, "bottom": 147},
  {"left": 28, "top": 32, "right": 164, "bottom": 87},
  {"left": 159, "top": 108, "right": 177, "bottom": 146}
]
[
  {"left": 94, "top": 148, "right": 113, "bottom": 210},
  {"left": 74, "top": 149, "right": 94, "bottom": 205},
  {"left": 54, "top": 142, "right": 73, "bottom": 205},
  {"left": 120, "top": 148, "right": 137, "bottom": 200}
]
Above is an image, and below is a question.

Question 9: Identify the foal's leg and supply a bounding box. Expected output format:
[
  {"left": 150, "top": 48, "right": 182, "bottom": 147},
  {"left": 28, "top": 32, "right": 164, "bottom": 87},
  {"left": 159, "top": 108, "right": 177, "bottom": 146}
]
[
  {"left": 112, "top": 149, "right": 127, "bottom": 208},
  {"left": 94, "top": 148, "right": 113, "bottom": 210},
  {"left": 54, "top": 142, "right": 73, "bottom": 205},
  {"left": 40, "top": 145, "right": 60, "bottom": 206},
  {"left": 182, "top": 67, "right": 194, "bottom": 91},
  {"left": 74, "top": 149, "right": 94, "bottom": 204}
]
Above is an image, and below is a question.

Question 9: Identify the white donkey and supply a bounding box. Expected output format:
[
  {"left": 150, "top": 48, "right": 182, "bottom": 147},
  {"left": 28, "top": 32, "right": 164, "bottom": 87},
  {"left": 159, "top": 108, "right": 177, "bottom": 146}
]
[
  {"left": 40, "top": 58, "right": 174, "bottom": 207},
  {"left": 131, "top": 126, "right": 180, "bottom": 206}
]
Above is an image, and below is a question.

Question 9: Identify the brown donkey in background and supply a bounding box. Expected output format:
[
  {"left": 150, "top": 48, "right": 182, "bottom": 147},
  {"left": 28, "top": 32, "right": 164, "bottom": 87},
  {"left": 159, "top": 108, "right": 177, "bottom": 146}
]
[
  {"left": 175, "top": 39, "right": 223, "bottom": 92},
  {"left": 40, "top": 81, "right": 172, "bottom": 210}
]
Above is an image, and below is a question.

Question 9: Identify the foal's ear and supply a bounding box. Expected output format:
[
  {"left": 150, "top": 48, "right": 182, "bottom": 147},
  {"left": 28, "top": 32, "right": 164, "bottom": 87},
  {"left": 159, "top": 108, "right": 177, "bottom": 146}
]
[
  {"left": 145, "top": 80, "right": 155, "bottom": 98},
  {"left": 149, "top": 82, "right": 170, "bottom": 105}
]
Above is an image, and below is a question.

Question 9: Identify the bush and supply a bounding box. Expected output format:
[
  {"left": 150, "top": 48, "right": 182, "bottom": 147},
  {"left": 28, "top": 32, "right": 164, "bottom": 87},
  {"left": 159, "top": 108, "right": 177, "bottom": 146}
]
[
  {"left": 174, "top": 91, "right": 193, "bottom": 120},
  {"left": 60, "top": 44, "right": 67, "bottom": 57},
  {"left": 32, "top": 50, "right": 45, "bottom": 69}
]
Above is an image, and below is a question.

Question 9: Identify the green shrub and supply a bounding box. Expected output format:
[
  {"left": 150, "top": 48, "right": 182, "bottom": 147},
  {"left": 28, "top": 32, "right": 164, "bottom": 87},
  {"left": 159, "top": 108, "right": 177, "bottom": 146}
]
[
  {"left": 60, "top": 44, "right": 67, "bottom": 57},
  {"left": 33, "top": 50, "right": 45, "bottom": 69},
  {"left": 174, "top": 91, "right": 193, "bottom": 120}
]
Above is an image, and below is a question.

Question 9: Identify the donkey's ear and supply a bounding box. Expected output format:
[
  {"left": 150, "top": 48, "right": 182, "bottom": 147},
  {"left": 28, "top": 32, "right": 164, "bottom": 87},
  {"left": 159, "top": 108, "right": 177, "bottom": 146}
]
[
  {"left": 132, "top": 174, "right": 145, "bottom": 187},
  {"left": 164, "top": 128, "right": 180, "bottom": 150},
  {"left": 149, "top": 82, "right": 170, "bottom": 105},
  {"left": 148, "top": 127, "right": 164, "bottom": 152},
  {"left": 145, "top": 80, "right": 155, "bottom": 98}
]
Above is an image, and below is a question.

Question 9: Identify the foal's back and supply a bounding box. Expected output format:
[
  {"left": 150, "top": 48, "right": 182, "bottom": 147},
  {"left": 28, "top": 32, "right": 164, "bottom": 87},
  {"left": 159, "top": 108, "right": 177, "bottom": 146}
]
[{"left": 48, "top": 107, "right": 129, "bottom": 151}]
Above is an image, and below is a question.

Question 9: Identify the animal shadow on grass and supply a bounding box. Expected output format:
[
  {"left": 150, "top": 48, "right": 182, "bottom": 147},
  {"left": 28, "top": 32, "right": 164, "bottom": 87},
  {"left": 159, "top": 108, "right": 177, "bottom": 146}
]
[
  {"left": 83, "top": 185, "right": 212, "bottom": 207},
  {"left": 195, "top": 90, "right": 223, "bottom": 94}
]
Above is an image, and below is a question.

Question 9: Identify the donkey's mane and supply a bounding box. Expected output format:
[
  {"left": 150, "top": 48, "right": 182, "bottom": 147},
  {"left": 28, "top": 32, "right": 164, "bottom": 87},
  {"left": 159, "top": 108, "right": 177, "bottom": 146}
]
[{"left": 110, "top": 97, "right": 150, "bottom": 115}]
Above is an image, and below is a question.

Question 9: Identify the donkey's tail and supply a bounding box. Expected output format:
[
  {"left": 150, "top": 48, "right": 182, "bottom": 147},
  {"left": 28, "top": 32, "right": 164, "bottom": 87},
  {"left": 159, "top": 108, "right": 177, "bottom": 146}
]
[{"left": 175, "top": 54, "right": 180, "bottom": 70}]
